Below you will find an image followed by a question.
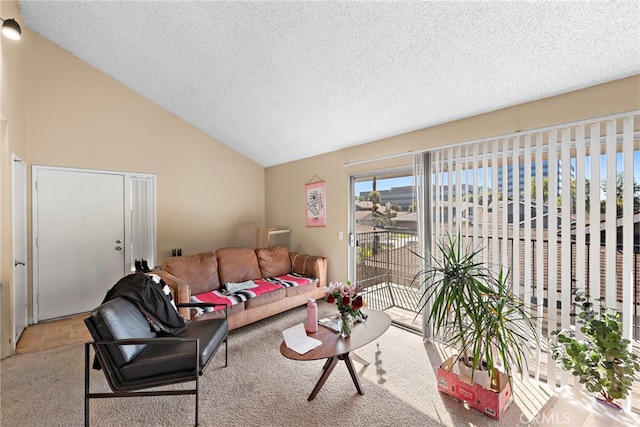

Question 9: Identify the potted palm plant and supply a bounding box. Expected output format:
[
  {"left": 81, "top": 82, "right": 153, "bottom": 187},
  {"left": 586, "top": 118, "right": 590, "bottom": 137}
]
[
  {"left": 550, "top": 290, "right": 640, "bottom": 409},
  {"left": 412, "top": 232, "right": 538, "bottom": 415}
]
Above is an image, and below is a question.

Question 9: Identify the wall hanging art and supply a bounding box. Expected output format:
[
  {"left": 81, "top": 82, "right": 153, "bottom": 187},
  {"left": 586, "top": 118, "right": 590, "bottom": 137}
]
[{"left": 305, "top": 177, "right": 326, "bottom": 227}]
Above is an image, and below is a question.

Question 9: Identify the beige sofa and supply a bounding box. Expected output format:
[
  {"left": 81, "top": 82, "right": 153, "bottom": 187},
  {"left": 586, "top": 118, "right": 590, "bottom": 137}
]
[{"left": 154, "top": 246, "right": 327, "bottom": 330}]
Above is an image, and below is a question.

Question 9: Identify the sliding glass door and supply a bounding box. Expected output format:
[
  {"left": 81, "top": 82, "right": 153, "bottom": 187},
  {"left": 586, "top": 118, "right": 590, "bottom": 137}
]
[
  {"left": 345, "top": 111, "right": 640, "bottom": 410},
  {"left": 427, "top": 112, "right": 640, "bottom": 410},
  {"left": 348, "top": 168, "right": 424, "bottom": 331}
]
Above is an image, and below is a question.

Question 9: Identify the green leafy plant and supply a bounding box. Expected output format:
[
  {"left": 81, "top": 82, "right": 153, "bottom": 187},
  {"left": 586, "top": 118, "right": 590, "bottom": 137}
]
[
  {"left": 412, "top": 232, "right": 538, "bottom": 386},
  {"left": 462, "top": 268, "right": 537, "bottom": 383},
  {"left": 550, "top": 290, "right": 640, "bottom": 405}
]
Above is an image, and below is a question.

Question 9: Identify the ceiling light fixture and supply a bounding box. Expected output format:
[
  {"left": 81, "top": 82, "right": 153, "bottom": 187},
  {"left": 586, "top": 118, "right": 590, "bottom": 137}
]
[{"left": 1, "top": 18, "right": 21, "bottom": 40}]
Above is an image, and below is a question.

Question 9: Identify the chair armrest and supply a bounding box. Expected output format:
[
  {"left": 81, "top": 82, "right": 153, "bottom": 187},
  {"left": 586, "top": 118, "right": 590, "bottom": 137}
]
[
  {"left": 176, "top": 302, "right": 228, "bottom": 318},
  {"left": 92, "top": 337, "right": 198, "bottom": 346}
]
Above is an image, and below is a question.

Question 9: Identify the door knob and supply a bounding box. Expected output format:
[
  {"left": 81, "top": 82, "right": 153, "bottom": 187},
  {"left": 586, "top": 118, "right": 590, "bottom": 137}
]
[
  {"left": 116, "top": 239, "right": 122, "bottom": 244},
  {"left": 14, "top": 260, "right": 25, "bottom": 267},
  {"left": 115, "top": 246, "right": 122, "bottom": 250}
]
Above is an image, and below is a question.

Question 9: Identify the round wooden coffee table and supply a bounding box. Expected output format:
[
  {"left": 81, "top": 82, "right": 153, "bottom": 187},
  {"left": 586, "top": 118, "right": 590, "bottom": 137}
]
[{"left": 280, "top": 309, "right": 391, "bottom": 400}]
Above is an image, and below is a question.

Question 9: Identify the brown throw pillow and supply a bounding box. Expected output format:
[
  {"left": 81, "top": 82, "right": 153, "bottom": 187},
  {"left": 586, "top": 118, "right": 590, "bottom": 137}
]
[{"left": 256, "top": 245, "right": 292, "bottom": 278}]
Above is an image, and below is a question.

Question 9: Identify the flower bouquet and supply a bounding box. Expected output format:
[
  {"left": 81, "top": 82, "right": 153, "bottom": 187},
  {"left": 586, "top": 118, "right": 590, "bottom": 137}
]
[{"left": 325, "top": 281, "right": 364, "bottom": 337}]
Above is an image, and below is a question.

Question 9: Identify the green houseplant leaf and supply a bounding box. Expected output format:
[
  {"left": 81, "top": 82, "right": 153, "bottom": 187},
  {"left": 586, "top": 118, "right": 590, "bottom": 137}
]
[
  {"left": 412, "top": 232, "right": 539, "bottom": 386},
  {"left": 550, "top": 290, "right": 640, "bottom": 405}
]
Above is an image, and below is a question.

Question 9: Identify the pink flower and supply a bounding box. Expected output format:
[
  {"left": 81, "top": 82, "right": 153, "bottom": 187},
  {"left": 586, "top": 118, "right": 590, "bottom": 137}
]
[{"left": 325, "top": 280, "right": 365, "bottom": 316}]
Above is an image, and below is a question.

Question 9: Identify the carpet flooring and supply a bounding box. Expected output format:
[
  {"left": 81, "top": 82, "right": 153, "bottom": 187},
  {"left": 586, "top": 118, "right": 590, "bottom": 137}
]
[{"left": 1, "top": 302, "right": 554, "bottom": 426}]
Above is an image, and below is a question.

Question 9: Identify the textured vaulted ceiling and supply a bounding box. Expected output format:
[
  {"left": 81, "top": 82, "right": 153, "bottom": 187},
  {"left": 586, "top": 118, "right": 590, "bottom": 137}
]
[{"left": 19, "top": 1, "right": 640, "bottom": 167}]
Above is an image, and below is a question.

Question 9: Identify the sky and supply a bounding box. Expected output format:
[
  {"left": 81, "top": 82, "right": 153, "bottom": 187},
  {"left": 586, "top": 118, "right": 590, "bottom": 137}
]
[
  {"left": 354, "top": 150, "right": 640, "bottom": 196},
  {"left": 355, "top": 176, "right": 413, "bottom": 195}
]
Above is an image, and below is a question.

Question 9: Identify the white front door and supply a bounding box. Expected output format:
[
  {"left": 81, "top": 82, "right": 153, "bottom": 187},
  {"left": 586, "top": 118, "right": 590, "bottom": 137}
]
[
  {"left": 33, "top": 168, "right": 126, "bottom": 320},
  {"left": 12, "top": 155, "right": 27, "bottom": 341}
]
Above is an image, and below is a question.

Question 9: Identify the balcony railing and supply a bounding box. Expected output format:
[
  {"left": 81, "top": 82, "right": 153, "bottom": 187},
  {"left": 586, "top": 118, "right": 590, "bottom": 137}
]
[
  {"left": 355, "top": 230, "right": 422, "bottom": 328},
  {"left": 355, "top": 229, "right": 640, "bottom": 411},
  {"left": 355, "top": 230, "right": 640, "bottom": 337}
]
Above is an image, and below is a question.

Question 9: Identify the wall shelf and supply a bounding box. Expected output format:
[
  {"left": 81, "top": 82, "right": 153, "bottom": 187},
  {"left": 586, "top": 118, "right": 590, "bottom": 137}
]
[{"left": 255, "top": 227, "right": 291, "bottom": 249}]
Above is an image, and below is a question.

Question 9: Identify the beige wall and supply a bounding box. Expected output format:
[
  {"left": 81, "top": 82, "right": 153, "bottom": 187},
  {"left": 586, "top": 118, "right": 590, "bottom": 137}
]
[
  {"left": 0, "top": 0, "right": 27, "bottom": 358},
  {"left": 24, "top": 29, "right": 265, "bottom": 254},
  {"left": 265, "top": 75, "right": 640, "bottom": 284},
  {"left": 1, "top": 0, "right": 639, "bottom": 360},
  {"left": 0, "top": 3, "right": 265, "bottom": 358}
]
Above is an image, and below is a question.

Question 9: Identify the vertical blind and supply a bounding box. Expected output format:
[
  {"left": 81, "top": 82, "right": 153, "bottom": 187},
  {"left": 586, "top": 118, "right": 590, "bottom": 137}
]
[
  {"left": 130, "top": 176, "right": 156, "bottom": 269},
  {"left": 428, "top": 111, "right": 640, "bottom": 407}
]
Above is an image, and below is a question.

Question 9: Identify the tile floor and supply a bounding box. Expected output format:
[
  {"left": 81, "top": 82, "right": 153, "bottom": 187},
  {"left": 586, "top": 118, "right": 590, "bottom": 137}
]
[{"left": 15, "top": 313, "right": 92, "bottom": 354}]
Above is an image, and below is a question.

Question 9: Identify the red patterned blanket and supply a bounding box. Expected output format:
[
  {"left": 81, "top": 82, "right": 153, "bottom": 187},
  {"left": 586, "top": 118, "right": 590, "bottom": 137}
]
[
  {"left": 261, "top": 273, "right": 318, "bottom": 288},
  {"left": 191, "top": 274, "right": 316, "bottom": 314}
]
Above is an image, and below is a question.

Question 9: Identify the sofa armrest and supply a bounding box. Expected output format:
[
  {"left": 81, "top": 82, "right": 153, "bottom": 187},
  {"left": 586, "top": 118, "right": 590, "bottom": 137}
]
[
  {"left": 152, "top": 270, "right": 192, "bottom": 320},
  {"left": 289, "top": 252, "right": 327, "bottom": 289}
]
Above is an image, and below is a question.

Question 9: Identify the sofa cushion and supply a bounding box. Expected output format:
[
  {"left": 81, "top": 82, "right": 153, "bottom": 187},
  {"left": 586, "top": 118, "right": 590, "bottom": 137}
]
[
  {"left": 216, "top": 247, "right": 261, "bottom": 284},
  {"left": 284, "top": 281, "right": 318, "bottom": 297},
  {"left": 191, "top": 279, "right": 284, "bottom": 310},
  {"left": 271, "top": 274, "right": 319, "bottom": 297},
  {"left": 256, "top": 246, "right": 292, "bottom": 278},
  {"left": 224, "top": 280, "right": 258, "bottom": 294},
  {"left": 262, "top": 273, "right": 317, "bottom": 288},
  {"left": 163, "top": 252, "right": 221, "bottom": 295},
  {"left": 244, "top": 287, "right": 286, "bottom": 308}
]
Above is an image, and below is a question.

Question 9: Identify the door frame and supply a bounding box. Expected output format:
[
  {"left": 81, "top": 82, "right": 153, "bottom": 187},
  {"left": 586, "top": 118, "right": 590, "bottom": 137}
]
[
  {"left": 31, "top": 165, "right": 156, "bottom": 323},
  {"left": 347, "top": 166, "right": 414, "bottom": 284},
  {"left": 12, "top": 154, "right": 27, "bottom": 342}
]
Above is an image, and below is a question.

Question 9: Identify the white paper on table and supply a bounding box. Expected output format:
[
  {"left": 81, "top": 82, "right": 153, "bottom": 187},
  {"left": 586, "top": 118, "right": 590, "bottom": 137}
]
[{"left": 282, "top": 323, "right": 322, "bottom": 355}]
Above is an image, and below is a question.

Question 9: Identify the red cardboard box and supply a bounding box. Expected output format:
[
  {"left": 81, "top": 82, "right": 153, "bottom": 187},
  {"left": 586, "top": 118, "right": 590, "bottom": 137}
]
[{"left": 437, "top": 356, "right": 513, "bottom": 419}]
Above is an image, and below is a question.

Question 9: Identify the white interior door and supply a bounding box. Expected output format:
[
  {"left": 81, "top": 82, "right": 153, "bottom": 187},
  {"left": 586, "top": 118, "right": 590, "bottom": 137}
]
[
  {"left": 34, "top": 168, "right": 126, "bottom": 320},
  {"left": 12, "top": 155, "right": 27, "bottom": 341}
]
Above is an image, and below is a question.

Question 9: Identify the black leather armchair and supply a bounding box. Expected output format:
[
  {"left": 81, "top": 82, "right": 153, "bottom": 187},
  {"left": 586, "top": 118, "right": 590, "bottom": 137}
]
[{"left": 84, "top": 297, "right": 228, "bottom": 426}]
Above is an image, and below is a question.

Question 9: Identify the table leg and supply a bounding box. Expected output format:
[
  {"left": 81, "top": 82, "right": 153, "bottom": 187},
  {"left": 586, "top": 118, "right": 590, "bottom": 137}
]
[
  {"left": 321, "top": 358, "right": 332, "bottom": 370},
  {"left": 341, "top": 353, "right": 364, "bottom": 395},
  {"left": 308, "top": 356, "right": 339, "bottom": 401},
  {"left": 351, "top": 352, "right": 369, "bottom": 366},
  {"left": 308, "top": 353, "right": 366, "bottom": 400}
]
